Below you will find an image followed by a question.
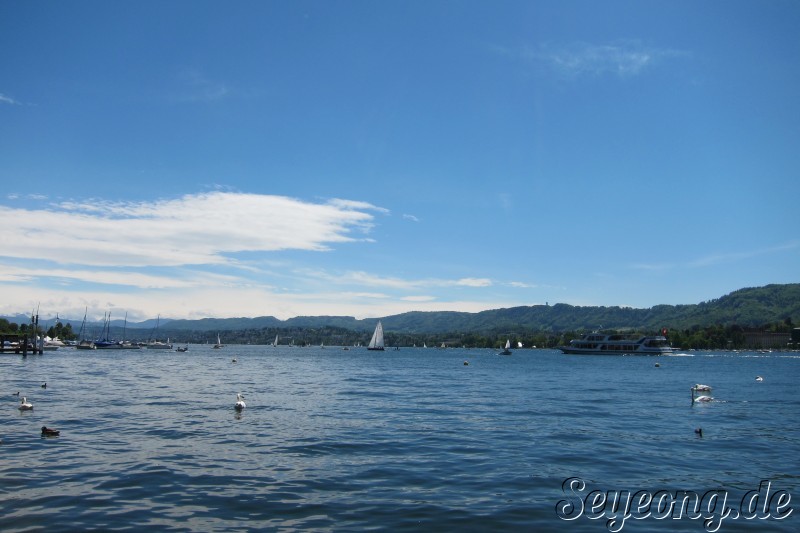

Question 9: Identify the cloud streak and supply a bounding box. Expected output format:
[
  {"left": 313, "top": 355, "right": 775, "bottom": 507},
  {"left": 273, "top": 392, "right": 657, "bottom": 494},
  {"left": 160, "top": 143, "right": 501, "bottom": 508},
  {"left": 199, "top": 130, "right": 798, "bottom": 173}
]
[
  {"left": 631, "top": 241, "right": 800, "bottom": 271},
  {"left": 0, "top": 93, "right": 21, "bottom": 105},
  {"left": 688, "top": 241, "right": 800, "bottom": 268},
  {"left": 0, "top": 192, "right": 544, "bottom": 321},
  {"left": 173, "top": 68, "right": 230, "bottom": 102},
  {"left": 496, "top": 40, "right": 687, "bottom": 79},
  {"left": 0, "top": 192, "right": 383, "bottom": 268},
  {"left": 299, "top": 269, "right": 500, "bottom": 291}
]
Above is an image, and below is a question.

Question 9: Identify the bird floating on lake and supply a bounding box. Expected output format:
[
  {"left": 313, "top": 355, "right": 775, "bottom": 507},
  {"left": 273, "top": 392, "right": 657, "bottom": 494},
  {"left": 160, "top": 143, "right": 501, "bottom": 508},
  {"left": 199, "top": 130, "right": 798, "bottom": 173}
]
[
  {"left": 235, "top": 393, "right": 246, "bottom": 411},
  {"left": 12, "top": 391, "right": 19, "bottom": 396},
  {"left": 695, "top": 428, "right": 703, "bottom": 437},
  {"left": 232, "top": 358, "right": 237, "bottom": 363},
  {"left": 692, "top": 384, "right": 712, "bottom": 392},
  {"left": 18, "top": 397, "right": 33, "bottom": 410},
  {"left": 691, "top": 388, "right": 714, "bottom": 403},
  {"left": 755, "top": 376, "right": 764, "bottom": 382},
  {"left": 41, "top": 383, "right": 47, "bottom": 389},
  {"left": 41, "top": 426, "right": 60, "bottom": 437}
]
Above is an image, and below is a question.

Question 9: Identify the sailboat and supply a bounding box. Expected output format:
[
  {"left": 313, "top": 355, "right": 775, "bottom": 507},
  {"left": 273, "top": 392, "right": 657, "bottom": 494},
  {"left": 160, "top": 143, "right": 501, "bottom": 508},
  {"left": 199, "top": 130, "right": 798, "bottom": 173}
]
[
  {"left": 94, "top": 312, "right": 122, "bottom": 349},
  {"left": 500, "top": 339, "right": 512, "bottom": 355},
  {"left": 272, "top": 335, "right": 278, "bottom": 347},
  {"left": 120, "top": 312, "right": 140, "bottom": 349},
  {"left": 145, "top": 315, "right": 173, "bottom": 349},
  {"left": 76, "top": 307, "right": 96, "bottom": 350},
  {"left": 367, "top": 321, "right": 385, "bottom": 351},
  {"left": 213, "top": 334, "right": 224, "bottom": 349}
]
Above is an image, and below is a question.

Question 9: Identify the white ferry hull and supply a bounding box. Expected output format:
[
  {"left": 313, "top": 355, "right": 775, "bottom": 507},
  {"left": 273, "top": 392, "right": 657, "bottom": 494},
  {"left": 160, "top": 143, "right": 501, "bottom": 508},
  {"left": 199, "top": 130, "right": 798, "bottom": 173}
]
[
  {"left": 559, "top": 346, "right": 673, "bottom": 355},
  {"left": 559, "top": 334, "right": 673, "bottom": 355}
]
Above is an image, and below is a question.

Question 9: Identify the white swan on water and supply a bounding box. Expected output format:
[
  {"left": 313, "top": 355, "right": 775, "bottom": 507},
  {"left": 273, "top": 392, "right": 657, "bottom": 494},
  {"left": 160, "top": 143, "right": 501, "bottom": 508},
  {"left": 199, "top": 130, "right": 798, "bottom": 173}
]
[
  {"left": 692, "top": 384, "right": 712, "bottom": 392},
  {"left": 18, "top": 397, "right": 33, "bottom": 410},
  {"left": 235, "top": 393, "right": 246, "bottom": 411},
  {"left": 691, "top": 387, "right": 714, "bottom": 403}
]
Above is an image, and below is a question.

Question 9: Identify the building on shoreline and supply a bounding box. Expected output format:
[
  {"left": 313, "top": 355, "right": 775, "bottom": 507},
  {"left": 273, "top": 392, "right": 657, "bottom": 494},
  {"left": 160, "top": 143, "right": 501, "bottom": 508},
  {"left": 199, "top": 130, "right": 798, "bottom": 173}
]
[{"left": 743, "top": 330, "right": 791, "bottom": 350}]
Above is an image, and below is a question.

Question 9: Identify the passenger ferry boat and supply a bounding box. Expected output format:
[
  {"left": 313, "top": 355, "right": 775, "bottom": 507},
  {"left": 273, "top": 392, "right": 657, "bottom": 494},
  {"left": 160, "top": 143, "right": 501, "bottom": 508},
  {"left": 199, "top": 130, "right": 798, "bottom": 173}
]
[{"left": 559, "top": 332, "right": 673, "bottom": 355}]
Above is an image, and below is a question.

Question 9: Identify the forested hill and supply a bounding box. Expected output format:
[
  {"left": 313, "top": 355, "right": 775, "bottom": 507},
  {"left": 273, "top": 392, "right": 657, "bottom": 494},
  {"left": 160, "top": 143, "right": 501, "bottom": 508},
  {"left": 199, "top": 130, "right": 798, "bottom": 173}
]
[
  {"left": 160, "top": 283, "right": 799, "bottom": 334},
  {"left": 4, "top": 284, "right": 798, "bottom": 337}
]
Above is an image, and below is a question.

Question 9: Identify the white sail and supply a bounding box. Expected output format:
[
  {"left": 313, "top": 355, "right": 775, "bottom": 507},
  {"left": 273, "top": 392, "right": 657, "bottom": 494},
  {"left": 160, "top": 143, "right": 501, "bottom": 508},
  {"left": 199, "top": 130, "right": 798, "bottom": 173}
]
[
  {"left": 500, "top": 339, "right": 512, "bottom": 355},
  {"left": 367, "top": 321, "right": 385, "bottom": 350}
]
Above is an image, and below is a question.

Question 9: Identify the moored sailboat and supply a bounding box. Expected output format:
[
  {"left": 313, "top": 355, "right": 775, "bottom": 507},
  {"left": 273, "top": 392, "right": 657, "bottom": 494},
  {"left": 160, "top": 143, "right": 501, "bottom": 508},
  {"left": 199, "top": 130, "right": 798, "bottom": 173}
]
[
  {"left": 145, "top": 315, "right": 173, "bottom": 349},
  {"left": 76, "top": 308, "right": 95, "bottom": 349},
  {"left": 94, "top": 312, "right": 124, "bottom": 349}
]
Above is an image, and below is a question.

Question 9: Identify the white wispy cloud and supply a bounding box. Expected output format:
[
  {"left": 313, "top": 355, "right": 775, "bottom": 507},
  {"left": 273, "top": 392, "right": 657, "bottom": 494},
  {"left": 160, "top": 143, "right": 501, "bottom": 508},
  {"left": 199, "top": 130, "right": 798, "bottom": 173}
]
[
  {"left": 497, "top": 40, "right": 687, "bottom": 79},
  {"left": 299, "top": 269, "right": 497, "bottom": 291},
  {"left": 631, "top": 241, "right": 799, "bottom": 270},
  {"left": 401, "top": 295, "right": 436, "bottom": 302},
  {"left": 300, "top": 269, "right": 421, "bottom": 290},
  {"left": 329, "top": 198, "right": 390, "bottom": 214},
  {"left": 0, "top": 192, "right": 540, "bottom": 321},
  {"left": 173, "top": 68, "right": 230, "bottom": 102},
  {"left": 0, "top": 263, "right": 250, "bottom": 290},
  {"left": 455, "top": 278, "right": 493, "bottom": 287},
  {"left": 403, "top": 214, "right": 420, "bottom": 222},
  {"left": 0, "top": 280, "right": 523, "bottom": 322},
  {"left": 0, "top": 192, "right": 384, "bottom": 268},
  {"left": 0, "top": 93, "right": 21, "bottom": 105},
  {"left": 689, "top": 241, "right": 800, "bottom": 268}
]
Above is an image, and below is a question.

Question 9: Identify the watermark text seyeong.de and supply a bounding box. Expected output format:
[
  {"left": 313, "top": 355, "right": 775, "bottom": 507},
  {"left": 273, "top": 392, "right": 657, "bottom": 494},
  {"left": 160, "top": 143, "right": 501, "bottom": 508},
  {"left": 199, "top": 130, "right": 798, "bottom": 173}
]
[{"left": 556, "top": 477, "right": 793, "bottom": 532}]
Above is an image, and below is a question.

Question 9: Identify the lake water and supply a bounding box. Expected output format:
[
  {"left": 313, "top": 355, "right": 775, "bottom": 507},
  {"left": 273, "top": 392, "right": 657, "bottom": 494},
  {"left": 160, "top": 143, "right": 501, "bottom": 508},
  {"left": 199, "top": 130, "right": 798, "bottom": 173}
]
[{"left": 2, "top": 347, "right": 798, "bottom": 532}]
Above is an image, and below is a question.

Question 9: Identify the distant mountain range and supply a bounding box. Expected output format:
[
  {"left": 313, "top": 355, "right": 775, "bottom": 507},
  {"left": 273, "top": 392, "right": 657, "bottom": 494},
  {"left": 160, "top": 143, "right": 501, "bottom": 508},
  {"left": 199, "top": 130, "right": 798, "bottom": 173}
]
[{"left": 4, "top": 284, "right": 798, "bottom": 337}]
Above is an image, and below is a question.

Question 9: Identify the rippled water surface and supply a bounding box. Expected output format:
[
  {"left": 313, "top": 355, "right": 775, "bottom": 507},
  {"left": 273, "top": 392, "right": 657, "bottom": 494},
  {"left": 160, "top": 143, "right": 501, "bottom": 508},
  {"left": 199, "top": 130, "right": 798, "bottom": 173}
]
[{"left": 2, "top": 347, "right": 799, "bottom": 531}]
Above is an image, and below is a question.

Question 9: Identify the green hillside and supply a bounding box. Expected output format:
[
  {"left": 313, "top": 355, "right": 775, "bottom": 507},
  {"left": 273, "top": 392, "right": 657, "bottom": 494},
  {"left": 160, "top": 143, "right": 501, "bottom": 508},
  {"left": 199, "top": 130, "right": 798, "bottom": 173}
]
[
  {"left": 4, "top": 284, "right": 798, "bottom": 346},
  {"left": 127, "top": 283, "right": 800, "bottom": 338}
]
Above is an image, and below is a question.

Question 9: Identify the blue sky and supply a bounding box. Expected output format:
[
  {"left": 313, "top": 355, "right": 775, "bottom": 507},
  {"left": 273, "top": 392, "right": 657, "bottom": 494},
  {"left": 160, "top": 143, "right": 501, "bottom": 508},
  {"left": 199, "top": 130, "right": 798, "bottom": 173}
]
[{"left": 1, "top": 0, "right": 798, "bottom": 322}]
